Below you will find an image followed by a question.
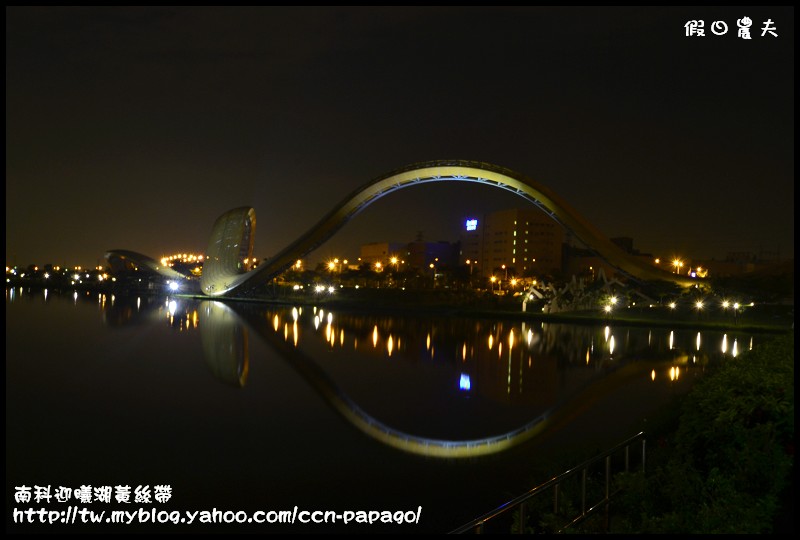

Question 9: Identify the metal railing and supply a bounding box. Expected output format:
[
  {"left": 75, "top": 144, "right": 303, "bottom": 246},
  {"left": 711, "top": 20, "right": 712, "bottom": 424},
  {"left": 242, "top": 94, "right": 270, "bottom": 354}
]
[{"left": 451, "top": 431, "right": 647, "bottom": 534}]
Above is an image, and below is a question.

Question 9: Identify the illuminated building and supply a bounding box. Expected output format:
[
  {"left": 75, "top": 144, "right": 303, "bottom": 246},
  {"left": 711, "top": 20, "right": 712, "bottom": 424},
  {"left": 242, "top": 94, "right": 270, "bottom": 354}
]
[
  {"left": 460, "top": 208, "right": 564, "bottom": 278},
  {"left": 104, "top": 249, "right": 198, "bottom": 292},
  {"left": 360, "top": 241, "right": 458, "bottom": 270},
  {"left": 359, "top": 242, "right": 407, "bottom": 267}
]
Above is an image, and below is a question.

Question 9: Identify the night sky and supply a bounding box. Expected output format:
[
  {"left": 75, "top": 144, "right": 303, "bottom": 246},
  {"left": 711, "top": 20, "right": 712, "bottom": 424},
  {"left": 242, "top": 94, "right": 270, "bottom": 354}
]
[{"left": 6, "top": 6, "right": 794, "bottom": 269}]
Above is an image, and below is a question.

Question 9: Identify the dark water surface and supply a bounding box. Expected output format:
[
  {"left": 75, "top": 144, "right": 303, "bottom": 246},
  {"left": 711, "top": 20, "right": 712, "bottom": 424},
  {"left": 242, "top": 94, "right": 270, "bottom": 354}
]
[{"left": 6, "top": 287, "right": 760, "bottom": 533}]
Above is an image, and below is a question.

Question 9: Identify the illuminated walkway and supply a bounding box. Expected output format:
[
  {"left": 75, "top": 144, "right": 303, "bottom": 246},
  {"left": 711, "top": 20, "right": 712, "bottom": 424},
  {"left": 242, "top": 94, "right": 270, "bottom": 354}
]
[{"left": 200, "top": 160, "right": 696, "bottom": 296}]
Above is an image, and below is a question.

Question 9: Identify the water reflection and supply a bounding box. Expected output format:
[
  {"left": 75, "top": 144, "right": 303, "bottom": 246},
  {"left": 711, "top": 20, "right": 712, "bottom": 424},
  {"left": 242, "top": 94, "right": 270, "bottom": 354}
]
[
  {"left": 198, "top": 301, "right": 249, "bottom": 387},
  {"left": 140, "top": 298, "right": 753, "bottom": 459},
  {"left": 8, "top": 288, "right": 760, "bottom": 460}
]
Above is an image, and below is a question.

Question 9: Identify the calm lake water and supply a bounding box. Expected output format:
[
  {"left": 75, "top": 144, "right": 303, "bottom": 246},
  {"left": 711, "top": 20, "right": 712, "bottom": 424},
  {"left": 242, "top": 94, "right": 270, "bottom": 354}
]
[{"left": 6, "top": 287, "right": 761, "bottom": 533}]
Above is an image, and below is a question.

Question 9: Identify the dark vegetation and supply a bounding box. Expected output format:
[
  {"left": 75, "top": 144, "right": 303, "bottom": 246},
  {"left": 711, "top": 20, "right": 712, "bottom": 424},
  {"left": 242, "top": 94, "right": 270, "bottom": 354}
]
[{"left": 508, "top": 332, "right": 794, "bottom": 534}]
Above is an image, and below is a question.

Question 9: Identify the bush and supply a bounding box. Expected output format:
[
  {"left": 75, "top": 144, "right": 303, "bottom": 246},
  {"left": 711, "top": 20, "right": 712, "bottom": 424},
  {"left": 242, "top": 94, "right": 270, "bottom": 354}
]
[{"left": 611, "top": 333, "right": 794, "bottom": 533}]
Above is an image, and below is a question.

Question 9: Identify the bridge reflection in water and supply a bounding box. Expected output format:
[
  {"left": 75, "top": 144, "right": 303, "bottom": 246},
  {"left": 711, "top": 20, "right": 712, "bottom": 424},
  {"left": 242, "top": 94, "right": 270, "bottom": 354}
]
[
  {"left": 177, "top": 297, "right": 745, "bottom": 459},
  {"left": 5, "top": 288, "right": 766, "bottom": 534}
]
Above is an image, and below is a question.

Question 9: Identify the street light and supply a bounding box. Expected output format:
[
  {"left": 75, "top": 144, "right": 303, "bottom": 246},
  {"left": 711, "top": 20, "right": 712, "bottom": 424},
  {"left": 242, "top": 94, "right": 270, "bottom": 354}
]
[{"left": 490, "top": 275, "right": 496, "bottom": 292}]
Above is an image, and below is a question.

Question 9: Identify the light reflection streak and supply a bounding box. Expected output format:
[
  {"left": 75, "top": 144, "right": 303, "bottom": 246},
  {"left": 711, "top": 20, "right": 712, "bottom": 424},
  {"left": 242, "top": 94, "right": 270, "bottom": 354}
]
[
  {"left": 73, "top": 300, "right": 766, "bottom": 459},
  {"left": 507, "top": 356, "right": 511, "bottom": 394},
  {"left": 669, "top": 366, "right": 681, "bottom": 381}
]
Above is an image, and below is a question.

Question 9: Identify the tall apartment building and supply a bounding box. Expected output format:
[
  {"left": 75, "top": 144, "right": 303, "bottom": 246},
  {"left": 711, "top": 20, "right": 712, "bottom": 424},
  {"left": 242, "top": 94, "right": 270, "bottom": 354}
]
[{"left": 460, "top": 208, "right": 564, "bottom": 278}]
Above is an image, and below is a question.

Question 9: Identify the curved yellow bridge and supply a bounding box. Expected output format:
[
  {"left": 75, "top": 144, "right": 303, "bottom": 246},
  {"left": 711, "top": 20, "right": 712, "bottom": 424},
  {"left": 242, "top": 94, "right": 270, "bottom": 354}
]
[{"left": 200, "top": 160, "right": 696, "bottom": 296}]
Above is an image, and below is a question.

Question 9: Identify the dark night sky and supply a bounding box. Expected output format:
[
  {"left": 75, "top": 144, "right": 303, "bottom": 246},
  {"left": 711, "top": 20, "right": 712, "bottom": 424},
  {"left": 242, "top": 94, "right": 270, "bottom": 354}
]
[{"left": 6, "top": 6, "right": 794, "bottom": 268}]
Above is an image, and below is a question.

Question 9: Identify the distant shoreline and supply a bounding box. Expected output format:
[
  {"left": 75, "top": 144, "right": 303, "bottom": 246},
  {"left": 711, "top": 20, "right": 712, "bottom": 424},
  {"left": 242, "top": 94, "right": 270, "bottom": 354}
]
[
  {"left": 181, "top": 293, "right": 793, "bottom": 334},
  {"left": 7, "top": 282, "right": 793, "bottom": 333}
]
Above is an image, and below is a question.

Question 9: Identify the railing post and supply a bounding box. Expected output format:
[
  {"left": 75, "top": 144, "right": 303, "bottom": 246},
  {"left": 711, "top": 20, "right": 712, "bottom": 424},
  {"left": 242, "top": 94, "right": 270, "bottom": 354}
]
[
  {"left": 605, "top": 455, "right": 611, "bottom": 532},
  {"left": 642, "top": 438, "right": 646, "bottom": 474},
  {"left": 554, "top": 483, "right": 559, "bottom": 515},
  {"left": 581, "top": 469, "right": 587, "bottom": 517},
  {"left": 517, "top": 502, "right": 526, "bottom": 534},
  {"left": 624, "top": 444, "right": 630, "bottom": 472}
]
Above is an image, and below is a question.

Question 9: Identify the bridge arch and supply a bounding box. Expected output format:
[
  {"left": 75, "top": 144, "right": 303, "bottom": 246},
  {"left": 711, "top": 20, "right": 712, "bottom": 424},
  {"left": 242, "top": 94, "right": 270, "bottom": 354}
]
[{"left": 201, "top": 160, "right": 695, "bottom": 296}]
